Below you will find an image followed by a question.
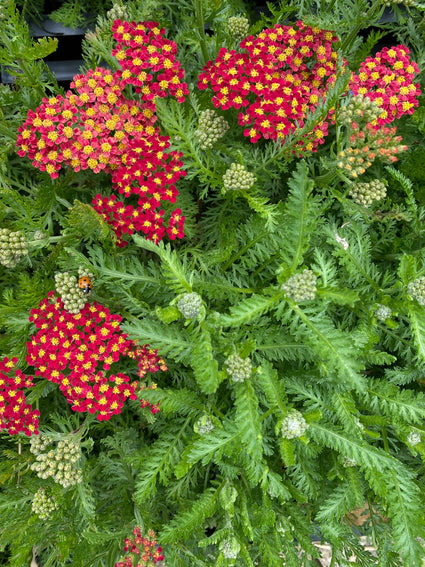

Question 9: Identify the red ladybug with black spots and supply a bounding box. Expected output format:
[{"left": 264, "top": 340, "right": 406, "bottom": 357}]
[{"left": 78, "top": 276, "right": 92, "bottom": 295}]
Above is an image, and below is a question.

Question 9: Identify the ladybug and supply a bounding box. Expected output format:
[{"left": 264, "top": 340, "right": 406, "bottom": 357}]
[{"left": 78, "top": 276, "right": 93, "bottom": 295}]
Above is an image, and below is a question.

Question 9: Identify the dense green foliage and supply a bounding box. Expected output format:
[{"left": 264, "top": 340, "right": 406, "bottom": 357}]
[{"left": 1, "top": 0, "right": 425, "bottom": 565}]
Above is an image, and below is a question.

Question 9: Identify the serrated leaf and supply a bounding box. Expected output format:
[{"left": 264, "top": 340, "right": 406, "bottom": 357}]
[
  {"left": 191, "top": 330, "right": 221, "bottom": 394},
  {"left": 316, "top": 286, "right": 359, "bottom": 306}
]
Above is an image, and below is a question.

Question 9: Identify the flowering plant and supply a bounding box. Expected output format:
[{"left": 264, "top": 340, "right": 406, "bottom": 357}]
[{"left": 1, "top": 0, "right": 425, "bottom": 566}]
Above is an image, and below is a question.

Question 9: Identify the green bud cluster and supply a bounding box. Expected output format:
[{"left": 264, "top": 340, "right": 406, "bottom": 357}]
[
  {"left": 78, "top": 266, "right": 95, "bottom": 283},
  {"left": 31, "top": 487, "right": 58, "bottom": 519},
  {"left": 225, "top": 353, "right": 252, "bottom": 383},
  {"left": 33, "top": 230, "right": 46, "bottom": 240},
  {"left": 343, "top": 456, "right": 357, "bottom": 468},
  {"left": 339, "top": 94, "right": 382, "bottom": 126},
  {"left": 55, "top": 272, "right": 86, "bottom": 314},
  {"left": 227, "top": 15, "right": 249, "bottom": 41},
  {"left": 384, "top": 0, "right": 414, "bottom": 7},
  {"left": 220, "top": 538, "right": 240, "bottom": 559},
  {"left": 407, "top": 431, "right": 421, "bottom": 446},
  {"left": 375, "top": 304, "right": 392, "bottom": 322},
  {"left": 177, "top": 292, "right": 202, "bottom": 319},
  {"left": 223, "top": 163, "right": 256, "bottom": 192},
  {"left": 281, "top": 269, "right": 317, "bottom": 302},
  {"left": 0, "top": 228, "right": 28, "bottom": 268},
  {"left": 194, "top": 414, "right": 215, "bottom": 435},
  {"left": 195, "top": 109, "right": 229, "bottom": 150},
  {"left": 30, "top": 435, "right": 83, "bottom": 488},
  {"left": 408, "top": 277, "right": 425, "bottom": 306},
  {"left": 281, "top": 410, "right": 309, "bottom": 439},
  {"left": 349, "top": 179, "right": 387, "bottom": 207},
  {"left": 106, "top": 2, "right": 129, "bottom": 20}
]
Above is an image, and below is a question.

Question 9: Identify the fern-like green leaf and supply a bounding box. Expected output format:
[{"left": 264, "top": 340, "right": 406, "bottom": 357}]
[
  {"left": 191, "top": 329, "right": 221, "bottom": 394},
  {"left": 160, "top": 484, "right": 223, "bottom": 544},
  {"left": 234, "top": 380, "right": 263, "bottom": 461},
  {"left": 134, "top": 418, "right": 190, "bottom": 503}
]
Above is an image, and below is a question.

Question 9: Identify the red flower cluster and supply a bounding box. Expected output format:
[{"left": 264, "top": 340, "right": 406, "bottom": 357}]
[
  {"left": 17, "top": 21, "right": 188, "bottom": 246},
  {"left": 26, "top": 292, "right": 166, "bottom": 421},
  {"left": 17, "top": 68, "right": 156, "bottom": 179},
  {"left": 348, "top": 45, "right": 420, "bottom": 126},
  {"left": 0, "top": 357, "right": 39, "bottom": 436},
  {"left": 115, "top": 527, "right": 165, "bottom": 566},
  {"left": 198, "top": 21, "right": 339, "bottom": 150},
  {"left": 112, "top": 19, "right": 189, "bottom": 102},
  {"left": 93, "top": 129, "right": 186, "bottom": 245}
]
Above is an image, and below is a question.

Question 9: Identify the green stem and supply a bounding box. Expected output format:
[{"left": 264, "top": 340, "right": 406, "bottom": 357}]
[
  {"left": 366, "top": 492, "right": 379, "bottom": 548},
  {"left": 193, "top": 0, "right": 210, "bottom": 65},
  {"left": 340, "top": 0, "right": 383, "bottom": 53}
]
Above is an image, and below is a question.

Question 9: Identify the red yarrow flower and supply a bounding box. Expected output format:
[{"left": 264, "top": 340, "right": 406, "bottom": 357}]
[
  {"left": 115, "top": 527, "right": 165, "bottom": 566},
  {"left": 348, "top": 45, "right": 420, "bottom": 127},
  {"left": 27, "top": 292, "right": 167, "bottom": 420},
  {"left": 0, "top": 357, "right": 39, "bottom": 436},
  {"left": 198, "top": 21, "right": 339, "bottom": 151}
]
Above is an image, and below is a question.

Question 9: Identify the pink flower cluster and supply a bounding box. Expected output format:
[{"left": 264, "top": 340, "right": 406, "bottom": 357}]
[
  {"left": 17, "top": 20, "right": 188, "bottom": 247},
  {"left": 27, "top": 292, "right": 166, "bottom": 421},
  {"left": 349, "top": 45, "right": 420, "bottom": 126},
  {"left": 0, "top": 357, "right": 39, "bottom": 436},
  {"left": 198, "top": 21, "right": 339, "bottom": 150},
  {"left": 115, "top": 527, "right": 165, "bottom": 566}
]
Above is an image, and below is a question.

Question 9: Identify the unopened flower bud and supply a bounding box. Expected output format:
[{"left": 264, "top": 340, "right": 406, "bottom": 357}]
[
  {"left": 220, "top": 538, "right": 240, "bottom": 559},
  {"left": 194, "top": 414, "right": 215, "bottom": 434},
  {"left": 349, "top": 179, "right": 387, "bottom": 207},
  {"left": 228, "top": 15, "right": 249, "bottom": 41},
  {"left": 408, "top": 277, "right": 425, "bottom": 306},
  {"left": 225, "top": 353, "right": 252, "bottom": 382},
  {"left": 281, "top": 270, "right": 317, "bottom": 302},
  {"left": 375, "top": 304, "right": 392, "bottom": 321},
  {"left": 177, "top": 292, "right": 202, "bottom": 319},
  {"left": 195, "top": 109, "right": 229, "bottom": 150},
  {"left": 223, "top": 163, "right": 256, "bottom": 192},
  {"left": 281, "top": 410, "right": 309, "bottom": 439}
]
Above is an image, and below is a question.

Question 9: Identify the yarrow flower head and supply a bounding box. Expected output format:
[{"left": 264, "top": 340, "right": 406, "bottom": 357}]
[
  {"left": 220, "top": 538, "right": 241, "bottom": 559},
  {"left": 93, "top": 129, "right": 186, "bottom": 246},
  {"left": 348, "top": 179, "right": 387, "bottom": 207},
  {"left": 115, "top": 527, "right": 165, "bottom": 566},
  {"left": 194, "top": 414, "right": 215, "bottom": 435},
  {"left": 0, "top": 228, "right": 28, "bottom": 268},
  {"left": 375, "top": 304, "right": 392, "bottom": 322},
  {"left": 407, "top": 277, "right": 425, "bottom": 306},
  {"left": 195, "top": 109, "right": 229, "bottom": 150},
  {"left": 223, "top": 163, "right": 256, "bottom": 192},
  {"left": 198, "top": 21, "right": 339, "bottom": 150},
  {"left": 177, "top": 292, "right": 203, "bottom": 319},
  {"left": 111, "top": 19, "right": 189, "bottom": 102},
  {"left": 54, "top": 272, "right": 87, "bottom": 314},
  {"left": 281, "top": 410, "right": 309, "bottom": 439},
  {"left": 31, "top": 487, "right": 58, "bottom": 519},
  {"left": 30, "top": 434, "right": 83, "bottom": 488},
  {"left": 337, "top": 123, "right": 408, "bottom": 178},
  {"left": 407, "top": 431, "right": 421, "bottom": 446},
  {"left": 17, "top": 21, "right": 188, "bottom": 248},
  {"left": 27, "top": 292, "right": 166, "bottom": 420},
  {"left": 225, "top": 353, "right": 252, "bottom": 383},
  {"left": 348, "top": 45, "right": 420, "bottom": 127},
  {"left": 281, "top": 269, "right": 317, "bottom": 302},
  {"left": 227, "top": 15, "right": 249, "bottom": 41},
  {"left": 17, "top": 67, "right": 156, "bottom": 178},
  {"left": 339, "top": 93, "right": 383, "bottom": 127},
  {"left": 0, "top": 356, "right": 39, "bottom": 436}
]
